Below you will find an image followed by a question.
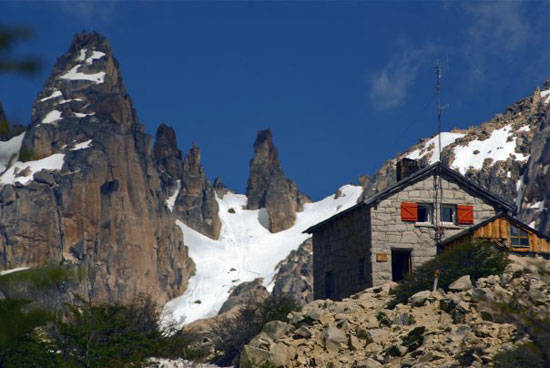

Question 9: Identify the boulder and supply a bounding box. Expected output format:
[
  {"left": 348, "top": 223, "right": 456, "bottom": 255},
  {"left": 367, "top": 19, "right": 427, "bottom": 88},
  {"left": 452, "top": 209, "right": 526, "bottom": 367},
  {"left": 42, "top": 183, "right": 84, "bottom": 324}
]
[
  {"left": 449, "top": 275, "right": 473, "bottom": 291},
  {"left": 409, "top": 290, "right": 431, "bottom": 307}
]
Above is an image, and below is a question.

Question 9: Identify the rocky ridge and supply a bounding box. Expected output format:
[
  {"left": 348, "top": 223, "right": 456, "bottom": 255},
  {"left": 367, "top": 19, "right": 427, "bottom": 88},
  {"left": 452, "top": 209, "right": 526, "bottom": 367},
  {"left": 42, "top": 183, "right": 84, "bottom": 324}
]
[
  {"left": 360, "top": 82, "right": 550, "bottom": 234},
  {"left": 246, "top": 129, "right": 311, "bottom": 233},
  {"left": 0, "top": 32, "right": 194, "bottom": 307},
  {"left": 153, "top": 126, "right": 221, "bottom": 240},
  {"left": 271, "top": 238, "right": 313, "bottom": 307},
  {"left": 240, "top": 255, "right": 550, "bottom": 367}
]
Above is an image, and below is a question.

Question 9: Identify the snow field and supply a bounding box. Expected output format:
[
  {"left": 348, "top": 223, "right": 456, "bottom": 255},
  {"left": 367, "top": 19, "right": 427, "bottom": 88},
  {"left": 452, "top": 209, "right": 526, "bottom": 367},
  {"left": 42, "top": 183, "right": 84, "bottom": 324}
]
[
  {"left": 0, "top": 153, "right": 65, "bottom": 185},
  {"left": 161, "top": 185, "right": 363, "bottom": 327},
  {"left": 451, "top": 124, "right": 529, "bottom": 174},
  {"left": 0, "top": 133, "right": 25, "bottom": 173},
  {"left": 407, "top": 132, "right": 465, "bottom": 164}
]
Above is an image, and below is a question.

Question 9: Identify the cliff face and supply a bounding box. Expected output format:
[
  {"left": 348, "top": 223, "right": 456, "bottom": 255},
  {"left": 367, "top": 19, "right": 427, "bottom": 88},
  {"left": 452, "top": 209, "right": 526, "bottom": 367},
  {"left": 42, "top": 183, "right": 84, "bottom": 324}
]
[
  {"left": 175, "top": 145, "right": 221, "bottom": 240},
  {"left": 0, "top": 32, "right": 194, "bottom": 306},
  {"left": 246, "top": 129, "right": 311, "bottom": 233},
  {"left": 359, "top": 83, "right": 550, "bottom": 234},
  {"left": 153, "top": 125, "right": 221, "bottom": 240}
]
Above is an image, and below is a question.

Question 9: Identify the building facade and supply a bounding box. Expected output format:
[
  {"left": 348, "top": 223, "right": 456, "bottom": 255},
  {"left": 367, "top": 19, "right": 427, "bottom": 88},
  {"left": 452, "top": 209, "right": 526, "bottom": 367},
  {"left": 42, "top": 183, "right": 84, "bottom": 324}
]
[{"left": 305, "top": 162, "right": 516, "bottom": 301}]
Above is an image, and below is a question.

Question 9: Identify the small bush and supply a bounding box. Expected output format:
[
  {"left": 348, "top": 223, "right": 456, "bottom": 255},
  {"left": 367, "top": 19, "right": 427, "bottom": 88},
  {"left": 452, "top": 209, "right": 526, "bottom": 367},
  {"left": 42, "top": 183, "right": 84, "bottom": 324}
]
[
  {"left": 18, "top": 148, "right": 36, "bottom": 162},
  {"left": 54, "top": 295, "right": 168, "bottom": 367},
  {"left": 493, "top": 342, "right": 545, "bottom": 368},
  {"left": 491, "top": 296, "right": 550, "bottom": 367},
  {"left": 388, "top": 241, "right": 508, "bottom": 308}
]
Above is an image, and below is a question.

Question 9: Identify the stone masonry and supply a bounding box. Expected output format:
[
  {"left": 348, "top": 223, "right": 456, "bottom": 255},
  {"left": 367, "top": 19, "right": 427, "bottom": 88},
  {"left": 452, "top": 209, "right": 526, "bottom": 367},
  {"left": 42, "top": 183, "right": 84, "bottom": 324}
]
[
  {"left": 313, "top": 205, "right": 372, "bottom": 300},
  {"left": 370, "top": 174, "right": 498, "bottom": 285}
]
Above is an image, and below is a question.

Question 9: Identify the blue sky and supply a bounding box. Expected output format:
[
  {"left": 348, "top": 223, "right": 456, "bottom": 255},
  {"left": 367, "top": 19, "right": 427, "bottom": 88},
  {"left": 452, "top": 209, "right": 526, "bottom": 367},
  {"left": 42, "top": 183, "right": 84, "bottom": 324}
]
[{"left": 2, "top": 1, "right": 549, "bottom": 200}]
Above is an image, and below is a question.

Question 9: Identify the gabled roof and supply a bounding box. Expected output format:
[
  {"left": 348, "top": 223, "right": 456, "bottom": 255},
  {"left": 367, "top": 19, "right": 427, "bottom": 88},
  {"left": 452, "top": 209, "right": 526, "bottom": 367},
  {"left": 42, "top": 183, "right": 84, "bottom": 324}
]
[
  {"left": 304, "top": 162, "right": 516, "bottom": 234},
  {"left": 439, "top": 212, "right": 550, "bottom": 246}
]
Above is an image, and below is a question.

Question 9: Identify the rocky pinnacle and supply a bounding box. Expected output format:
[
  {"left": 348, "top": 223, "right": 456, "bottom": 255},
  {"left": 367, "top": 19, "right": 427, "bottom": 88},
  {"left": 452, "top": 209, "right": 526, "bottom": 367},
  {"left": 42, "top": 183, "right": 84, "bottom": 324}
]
[{"left": 246, "top": 129, "right": 310, "bottom": 233}]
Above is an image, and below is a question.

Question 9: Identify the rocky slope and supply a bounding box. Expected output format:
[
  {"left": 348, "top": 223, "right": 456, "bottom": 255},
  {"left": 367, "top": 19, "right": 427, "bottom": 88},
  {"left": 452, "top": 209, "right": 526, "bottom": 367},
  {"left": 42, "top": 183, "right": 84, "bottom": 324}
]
[
  {"left": 246, "top": 129, "right": 311, "bottom": 233},
  {"left": 240, "top": 255, "right": 550, "bottom": 367},
  {"left": 0, "top": 32, "right": 194, "bottom": 307},
  {"left": 271, "top": 238, "right": 313, "bottom": 307}
]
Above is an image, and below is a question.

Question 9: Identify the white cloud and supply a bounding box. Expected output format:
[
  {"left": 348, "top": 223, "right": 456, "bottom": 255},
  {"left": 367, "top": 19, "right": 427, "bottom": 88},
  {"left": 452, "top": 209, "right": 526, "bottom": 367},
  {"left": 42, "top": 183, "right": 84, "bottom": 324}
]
[
  {"left": 368, "top": 45, "right": 436, "bottom": 110},
  {"left": 460, "top": 1, "right": 532, "bottom": 84},
  {"left": 55, "top": 0, "right": 119, "bottom": 24}
]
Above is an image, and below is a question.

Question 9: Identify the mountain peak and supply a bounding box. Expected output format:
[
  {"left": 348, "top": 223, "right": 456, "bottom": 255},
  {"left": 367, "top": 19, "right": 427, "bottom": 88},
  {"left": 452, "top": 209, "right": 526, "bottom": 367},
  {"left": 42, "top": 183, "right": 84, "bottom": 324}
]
[
  {"left": 246, "top": 129, "right": 310, "bottom": 232},
  {"left": 22, "top": 32, "right": 138, "bottom": 159}
]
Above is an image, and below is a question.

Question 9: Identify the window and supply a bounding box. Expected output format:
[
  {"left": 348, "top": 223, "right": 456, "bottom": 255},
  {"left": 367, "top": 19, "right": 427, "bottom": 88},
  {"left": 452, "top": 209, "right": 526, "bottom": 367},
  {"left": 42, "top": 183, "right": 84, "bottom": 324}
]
[
  {"left": 441, "top": 205, "right": 456, "bottom": 223},
  {"left": 417, "top": 204, "right": 431, "bottom": 223},
  {"left": 358, "top": 258, "right": 366, "bottom": 281},
  {"left": 400, "top": 202, "right": 431, "bottom": 223},
  {"left": 510, "top": 225, "right": 529, "bottom": 247},
  {"left": 325, "top": 272, "right": 335, "bottom": 299}
]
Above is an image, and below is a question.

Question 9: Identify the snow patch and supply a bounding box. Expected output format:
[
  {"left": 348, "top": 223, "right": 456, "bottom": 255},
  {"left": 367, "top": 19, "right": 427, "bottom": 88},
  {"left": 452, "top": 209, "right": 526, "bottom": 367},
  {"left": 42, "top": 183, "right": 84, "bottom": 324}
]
[
  {"left": 161, "top": 184, "right": 363, "bottom": 327},
  {"left": 0, "top": 132, "right": 25, "bottom": 173},
  {"left": 73, "top": 112, "right": 95, "bottom": 118},
  {"left": 451, "top": 125, "right": 529, "bottom": 174},
  {"left": 0, "top": 153, "right": 65, "bottom": 185},
  {"left": 86, "top": 51, "right": 106, "bottom": 64},
  {"left": 42, "top": 110, "right": 63, "bottom": 124},
  {"left": 70, "top": 139, "right": 92, "bottom": 151},
  {"left": 541, "top": 89, "right": 550, "bottom": 104},
  {"left": 60, "top": 65, "right": 105, "bottom": 84},
  {"left": 406, "top": 132, "right": 465, "bottom": 164},
  {"left": 527, "top": 201, "right": 543, "bottom": 210},
  {"left": 77, "top": 48, "right": 87, "bottom": 61},
  {"left": 0, "top": 267, "right": 30, "bottom": 276},
  {"left": 39, "top": 90, "right": 62, "bottom": 102},
  {"left": 165, "top": 180, "right": 181, "bottom": 212},
  {"left": 518, "top": 125, "right": 531, "bottom": 132}
]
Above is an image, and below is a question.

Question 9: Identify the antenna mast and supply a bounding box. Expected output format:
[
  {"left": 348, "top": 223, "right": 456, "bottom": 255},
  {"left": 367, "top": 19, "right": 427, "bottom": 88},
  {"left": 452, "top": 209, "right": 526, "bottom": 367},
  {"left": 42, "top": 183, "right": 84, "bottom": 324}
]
[
  {"left": 435, "top": 63, "right": 442, "bottom": 161},
  {"left": 433, "top": 59, "right": 447, "bottom": 250}
]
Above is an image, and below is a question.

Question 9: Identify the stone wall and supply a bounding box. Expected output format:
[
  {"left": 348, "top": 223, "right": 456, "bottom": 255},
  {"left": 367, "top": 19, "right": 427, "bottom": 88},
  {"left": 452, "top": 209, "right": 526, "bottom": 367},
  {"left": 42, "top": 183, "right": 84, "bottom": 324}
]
[
  {"left": 313, "top": 205, "right": 371, "bottom": 300},
  {"left": 370, "top": 174, "right": 498, "bottom": 285}
]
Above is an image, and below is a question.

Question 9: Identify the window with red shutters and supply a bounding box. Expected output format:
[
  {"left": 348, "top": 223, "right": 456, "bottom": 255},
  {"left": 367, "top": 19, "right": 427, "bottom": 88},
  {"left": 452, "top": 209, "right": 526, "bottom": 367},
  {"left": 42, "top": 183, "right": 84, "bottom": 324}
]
[
  {"left": 401, "top": 202, "right": 418, "bottom": 222},
  {"left": 457, "top": 205, "right": 474, "bottom": 224}
]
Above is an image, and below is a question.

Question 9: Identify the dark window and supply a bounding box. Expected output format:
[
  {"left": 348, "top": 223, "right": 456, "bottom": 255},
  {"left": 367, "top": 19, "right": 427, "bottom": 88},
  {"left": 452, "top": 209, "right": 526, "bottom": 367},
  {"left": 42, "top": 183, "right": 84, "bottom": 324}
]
[
  {"left": 325, "top": 272, "right": 335, "bottom": 299},
  {"left": 358, "top": 258, "right": 365, "bottom": 281},
  {"left": 441, "top": 205, "right": 456, "bottom": 223},
  {"left": 417, "top": 204, "right": 431, "bottom": 223},
  {"left": 510, "top": 225, "right": 529, "bottom": 247}
]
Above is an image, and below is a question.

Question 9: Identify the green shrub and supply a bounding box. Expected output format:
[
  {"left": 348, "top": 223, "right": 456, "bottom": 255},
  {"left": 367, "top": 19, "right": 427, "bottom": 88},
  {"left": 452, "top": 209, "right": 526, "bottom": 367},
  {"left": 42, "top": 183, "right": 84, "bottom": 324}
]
[
  {"left": 388, "top": 241, "right": 508, "bottom": 308},
  {"left": 0, "top": 119, "right": 10, "bottom": 140},
  {"left": 490, "top": 295, "right": 550, "bottom": 367},
  {"left": 54, "top": 296, "right": 164, "bottom": 367},
  {"left": 493, "top": 342, "right": 545, "bottom": 368},
  {"left": 18, "top": 148, "right": 36, "bottom": 162}
]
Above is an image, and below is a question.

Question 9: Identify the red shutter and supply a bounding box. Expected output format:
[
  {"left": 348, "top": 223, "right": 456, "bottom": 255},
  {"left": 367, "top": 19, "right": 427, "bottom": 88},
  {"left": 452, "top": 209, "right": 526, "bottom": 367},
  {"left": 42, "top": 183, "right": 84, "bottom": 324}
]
[
  {"left": 457, "top": 205, "right": 474, "bottom": 224},
  {"left": 401, "top": 202, "right": 418, "bottom": 222}
]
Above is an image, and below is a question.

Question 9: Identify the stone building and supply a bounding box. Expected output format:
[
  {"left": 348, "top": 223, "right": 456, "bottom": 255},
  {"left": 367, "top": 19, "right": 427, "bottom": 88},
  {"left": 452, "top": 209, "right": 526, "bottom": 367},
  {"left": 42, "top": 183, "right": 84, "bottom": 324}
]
[{"left": 304, "top": 161, "right": 516, "bottom": 301}]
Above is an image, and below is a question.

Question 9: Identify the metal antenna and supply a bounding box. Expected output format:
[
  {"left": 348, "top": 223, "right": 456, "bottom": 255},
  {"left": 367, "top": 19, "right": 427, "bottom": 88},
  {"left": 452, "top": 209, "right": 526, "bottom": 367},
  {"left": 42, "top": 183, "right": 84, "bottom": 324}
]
[
  {"left": 435, "top": 57, "right": 449, "bottom": 161},
  {"left": 434, "top": 58, "right": 449, "bottom": 250}
]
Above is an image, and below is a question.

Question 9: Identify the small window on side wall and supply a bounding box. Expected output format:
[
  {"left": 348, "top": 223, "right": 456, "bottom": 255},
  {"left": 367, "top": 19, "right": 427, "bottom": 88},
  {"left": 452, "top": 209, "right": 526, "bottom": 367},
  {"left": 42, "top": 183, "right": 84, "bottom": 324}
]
[
  {"left": 441, "top": 205, "right": 456, "bottom": 223},
  {"left": 358, "top": 258, "right": 366, "bottom": 281},
  {"left": 510, "top": 225, "right": 529, "bottom": 247}
]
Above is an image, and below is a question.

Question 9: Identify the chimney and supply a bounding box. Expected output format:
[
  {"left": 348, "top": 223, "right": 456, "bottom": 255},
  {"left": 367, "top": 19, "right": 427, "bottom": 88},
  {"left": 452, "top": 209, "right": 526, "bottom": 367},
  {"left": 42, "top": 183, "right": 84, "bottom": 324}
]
[{"left": 396, "top": 158, "right": 421, "bottom": 181}]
